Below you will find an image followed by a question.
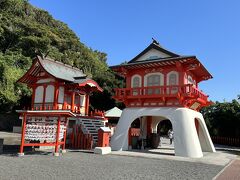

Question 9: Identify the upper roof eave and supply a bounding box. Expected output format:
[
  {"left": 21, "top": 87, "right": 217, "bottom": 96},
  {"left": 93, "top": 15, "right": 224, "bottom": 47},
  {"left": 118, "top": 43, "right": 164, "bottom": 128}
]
[
  {"left": 110, "top": 56, "right": 196, "bottom": 69},
  {"left": 17, "top": 56, "right": 88, "bottom": 84},
  {"left": 110, "top": 55, "right": 213, "bottom": 80},
  {"left": 37, "top": 56, "right": 87, "bottom": 82}
]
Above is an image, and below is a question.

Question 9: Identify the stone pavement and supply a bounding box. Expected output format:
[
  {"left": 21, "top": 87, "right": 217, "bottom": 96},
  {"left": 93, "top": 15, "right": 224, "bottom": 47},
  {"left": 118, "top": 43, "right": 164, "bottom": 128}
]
[
  {"left": 1, "top": 132, "right": 239, "bottom": 179},
  {"left": 112, "top": 137, "right": 240, "bottom": 179},
  {"left": 0, "top": 151, "right": 223, "bottom": 180}
]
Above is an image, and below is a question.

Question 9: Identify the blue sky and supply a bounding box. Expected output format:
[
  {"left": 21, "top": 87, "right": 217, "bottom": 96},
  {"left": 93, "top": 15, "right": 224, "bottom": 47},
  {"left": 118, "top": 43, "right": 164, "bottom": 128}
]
[{"left": 29, "top": 0, "right": 240, "bottom": 102}]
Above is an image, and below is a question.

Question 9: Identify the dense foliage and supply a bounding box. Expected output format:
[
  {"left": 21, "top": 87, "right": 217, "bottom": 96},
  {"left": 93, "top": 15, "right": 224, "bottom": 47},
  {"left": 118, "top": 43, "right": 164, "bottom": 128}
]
[
  {"left": 201, "top": 99, "right": 240, "bottom": 138},
  {"left": 0, "top": 0, "right": 121, "bottom": 112}
]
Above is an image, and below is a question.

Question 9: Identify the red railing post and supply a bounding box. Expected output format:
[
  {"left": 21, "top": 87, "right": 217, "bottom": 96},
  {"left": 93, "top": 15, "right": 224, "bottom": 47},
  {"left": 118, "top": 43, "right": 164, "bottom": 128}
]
[
  {"left": 19, "top": 113, "right": 27, "bottom": 155},
  {"left": 54, "top": 116, "right": 61, "bottom": 155}
]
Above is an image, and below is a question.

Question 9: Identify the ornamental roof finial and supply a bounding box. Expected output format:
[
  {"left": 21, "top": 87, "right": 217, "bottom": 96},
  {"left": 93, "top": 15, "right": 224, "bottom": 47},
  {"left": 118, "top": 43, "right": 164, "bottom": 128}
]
[{"left": 152, "top": 37, "right": 159, "bottom": 45}]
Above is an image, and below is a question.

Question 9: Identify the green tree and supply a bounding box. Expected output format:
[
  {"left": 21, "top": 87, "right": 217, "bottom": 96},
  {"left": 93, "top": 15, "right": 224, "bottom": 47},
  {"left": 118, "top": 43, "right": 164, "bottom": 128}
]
[
  {"left": 201, "top": 99, "right": 240, "bottom": 138},
  {"left": 0, "top": 0, "right": 121, "bottom": 112}
]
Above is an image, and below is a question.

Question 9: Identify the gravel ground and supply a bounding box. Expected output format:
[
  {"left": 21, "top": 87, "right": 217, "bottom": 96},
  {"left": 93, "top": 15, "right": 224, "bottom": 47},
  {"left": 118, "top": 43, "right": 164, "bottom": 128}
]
[{"left": 0, "top": 152, "right": 223, "bottom": 180}]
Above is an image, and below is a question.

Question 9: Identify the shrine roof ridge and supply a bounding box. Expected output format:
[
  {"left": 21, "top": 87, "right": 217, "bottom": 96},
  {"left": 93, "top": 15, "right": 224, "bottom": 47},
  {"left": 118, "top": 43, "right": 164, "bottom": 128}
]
[
  {"left": 38, "top": 55, "right": 85, "bottom": 74},
  {"left": 110, "top": 55, "right": 196, "bottom": 68},
  {"left": 37, "top": 56, "right": 87, "bottom": 82}
]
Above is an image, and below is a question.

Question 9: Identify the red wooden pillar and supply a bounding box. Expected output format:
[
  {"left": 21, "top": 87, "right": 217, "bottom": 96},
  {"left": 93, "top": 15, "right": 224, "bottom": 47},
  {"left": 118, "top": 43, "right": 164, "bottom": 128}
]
[
  {"left": 71, "top": 91, "right": 75, "bottom": 112},
  {"left": 147, "top": 116, "right": 152, "bottom": 136},
  {"left": 19, "top": 113, "right": 27, "bottom": 155},
  {"left": 176, "top": 61, "right": 184, "bottom": 86},
  {"left": 31, "top": 86, "right": 36, "bottom": 110},
  {"left": 42, "top": 85, "right": 47, "bottom": 110},
  {"left": 63, "top": 94, "right": 67, "bottom": 110},
  {"left": 54, "top": 116, "right": 61, "bottom": 156},
  {"left": 128, "top": 128, "right": 132, "bottom": 149},
  {"left": 85, "top": 93, "right": 89, "bottom": 116},
  {"left": 62, "top": 117, "right": 68, "bottom": 151},
  {"left": 53, "top": 84, "right": 59, "bottom": 110}
]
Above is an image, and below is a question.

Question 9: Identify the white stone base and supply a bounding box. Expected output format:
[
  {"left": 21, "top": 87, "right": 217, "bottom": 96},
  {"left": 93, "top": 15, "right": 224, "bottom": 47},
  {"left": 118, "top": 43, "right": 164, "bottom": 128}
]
[
  {"left": 39, "top": 146, "right": 54, "bottom": 150},
  {"left": 110, "top": 107, "right": 215, "bottom": 158},
  {"left": 61, "top": 149, "right": 67, "bottom": 153},
  {"left": 17, "top": 153, "right": 24, "bottom": 156},
  {"left": 53, "top": 152, "right": 60, "bottom": 156},
  {"left": 94, "top": 147, "right": 111, "bottom": 155}
]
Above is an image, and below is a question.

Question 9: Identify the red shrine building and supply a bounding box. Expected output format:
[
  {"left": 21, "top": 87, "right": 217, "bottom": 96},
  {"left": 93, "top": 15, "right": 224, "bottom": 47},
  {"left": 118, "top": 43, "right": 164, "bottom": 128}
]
[
  {"left": 110, "top": 39, "right": 215, "bottom": 158},
  {"left": 17, "top": 56, "right": 106, "bottom": 156}
]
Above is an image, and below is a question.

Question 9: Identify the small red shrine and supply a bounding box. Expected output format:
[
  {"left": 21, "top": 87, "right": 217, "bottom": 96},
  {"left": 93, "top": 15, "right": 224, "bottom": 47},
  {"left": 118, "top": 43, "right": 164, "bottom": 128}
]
[
  {"left": 110, "top": 39, "right": 215, "bottom": 158},
  {"left": 17, "top": 56, "right": 105, "bottom": 156}
]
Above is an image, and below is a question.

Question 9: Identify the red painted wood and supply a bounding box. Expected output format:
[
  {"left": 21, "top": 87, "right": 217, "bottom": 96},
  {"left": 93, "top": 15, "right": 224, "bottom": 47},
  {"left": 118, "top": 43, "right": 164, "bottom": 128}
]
[
  {"left": 128, "top": 128, "right": 132, "bottom": 147},
  {"left": 62, "top": 117, "right": 68, "bottom": 150},
  {"left": 42, "top": 85, "right": 47, "bottom": 109},
  {"left": 19, "top": 113, "right": 27, "bottom": 154},
  {"left": 54, "top": 117, "right": 61, "bottom": 153},
  {"left": 113, "top": 84, "right": 210, "bottom": 110},
  {"left": 85, "top": 94, "right": 89, "bottom": 116},
  {"left": 53, "top": 83, "right": 59, "bottom": 110},
  {"left": 31, "top": 86, "right": 36, "bottom": 109},
  {"left": 71, "top": 91, "right": 75, "bottom": 112}
]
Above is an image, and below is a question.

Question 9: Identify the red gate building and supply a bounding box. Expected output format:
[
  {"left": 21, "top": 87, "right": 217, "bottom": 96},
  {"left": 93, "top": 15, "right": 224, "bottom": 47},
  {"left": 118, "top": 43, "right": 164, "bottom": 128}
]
[{"left": 110, "top": 39, "right": 215, "bottom": 158}]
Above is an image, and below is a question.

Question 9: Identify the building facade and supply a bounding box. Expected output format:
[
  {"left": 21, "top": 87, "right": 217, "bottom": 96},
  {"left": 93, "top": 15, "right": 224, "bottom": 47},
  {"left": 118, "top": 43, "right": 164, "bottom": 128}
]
[
  {"left": 17, "top": 56, "right": 105, "bottom": 155},
  {"left": 110, "top": 40, "right": 215, "bottom": 158}
]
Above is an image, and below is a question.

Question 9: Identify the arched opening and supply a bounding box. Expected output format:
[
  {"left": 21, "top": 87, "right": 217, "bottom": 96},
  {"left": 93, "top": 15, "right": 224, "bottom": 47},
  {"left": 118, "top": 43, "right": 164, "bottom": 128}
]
[
  {"left": 155, "top": 118, "right": 175, "bottom": 155},
  {"left": 194, "top": 118, "right": 212, "bottom": 152},
  {"left": 157, "top": 119, "right": 172, "bottom": 136},
  {"left": 128, "top": 116, "right": 175, "bottom": 156},
  {"left": 128, "top": 118, "right": 141, "bottom": 149}
]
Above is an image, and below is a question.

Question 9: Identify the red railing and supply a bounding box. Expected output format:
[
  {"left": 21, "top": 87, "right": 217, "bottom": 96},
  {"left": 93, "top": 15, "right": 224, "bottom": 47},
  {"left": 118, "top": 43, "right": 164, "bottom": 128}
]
[
  {"left": 211, "top": 136, "right": 240, "bottom": 147},
  {"left": 114, "top": 84, "right": 208, "bottom": 101},
  {"left": 69, "top": 124, "right": 93, "bottom": 150},
  {"left": 24, "top": 104, "right": 105, "bottom": 117}
]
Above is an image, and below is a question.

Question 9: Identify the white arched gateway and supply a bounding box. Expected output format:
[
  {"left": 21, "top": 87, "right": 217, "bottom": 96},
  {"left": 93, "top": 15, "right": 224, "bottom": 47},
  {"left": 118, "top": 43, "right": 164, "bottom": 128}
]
[
  {"left": 110, "top": 107, "right": 215, "bottom": 158},
  {"left": 110, "top": 39, "right": 215, "bottom": 158}
]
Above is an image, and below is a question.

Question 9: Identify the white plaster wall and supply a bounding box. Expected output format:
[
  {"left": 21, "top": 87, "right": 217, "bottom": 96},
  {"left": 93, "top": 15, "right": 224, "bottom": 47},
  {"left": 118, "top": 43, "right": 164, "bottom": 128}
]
[
  {"left": 34, "top": 86, "right": 44, "bottom": 103},
  {"left": 110, "top": 107, "right": 215, "bottom": 158},
  {"left": 37, "top": 78, "right": 55, "bottom": 84},
  {"left": 151, "top": 116, "right": 166, "bottom": 133},
  {"left": 58, "top": 86, "right": 64, "bottom": 103},
  {"left": 80, "top": 95, "right": 86, "bottom": 107},
  {"left": 45, "top": 85, "right": 54, "bottom": 103},
  {"left": 136, "top": 49, "right": 170, "bottom": 62}
]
